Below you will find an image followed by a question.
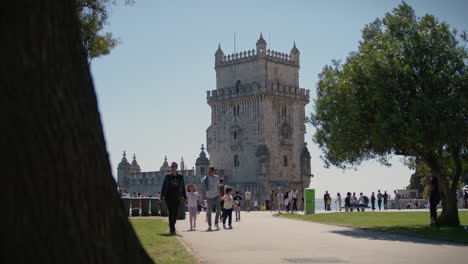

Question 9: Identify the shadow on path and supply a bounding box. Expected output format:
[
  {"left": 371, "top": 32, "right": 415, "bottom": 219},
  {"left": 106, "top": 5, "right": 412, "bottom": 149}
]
[
  {"left": 282, "top": 257, "right": 349, "bottom": 263},
  {"left": 328, "top": 228, "right": 467, "bottom": 246}
]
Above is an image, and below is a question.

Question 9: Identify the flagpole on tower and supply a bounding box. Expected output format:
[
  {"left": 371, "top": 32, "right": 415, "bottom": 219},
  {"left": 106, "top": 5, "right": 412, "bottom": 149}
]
[{"left": 234, "top": 32, "right": 236, "bottom": 53}]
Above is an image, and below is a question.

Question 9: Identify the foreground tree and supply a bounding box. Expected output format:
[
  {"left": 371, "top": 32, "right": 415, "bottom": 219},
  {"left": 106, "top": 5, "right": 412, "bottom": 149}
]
[
  {"left": 311, "top": 3, "right": 467, "bottom": 226},
  {"left": 2, "top": 0, "right": 153, "bottom": 263}
]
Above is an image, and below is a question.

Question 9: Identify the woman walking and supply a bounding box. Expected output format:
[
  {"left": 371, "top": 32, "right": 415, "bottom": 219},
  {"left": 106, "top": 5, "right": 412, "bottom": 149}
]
[{"left": 161, "top": 162, "right": 186, "bottom": 235}]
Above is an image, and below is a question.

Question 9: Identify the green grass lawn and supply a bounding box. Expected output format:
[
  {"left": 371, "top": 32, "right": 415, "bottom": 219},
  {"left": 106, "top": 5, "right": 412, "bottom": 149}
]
[
  {"left": 131, "top": 218, "right": 197, "bottom": 264},
  {"left": 278, "top": 211, "right": 468, "bottom": 244}
]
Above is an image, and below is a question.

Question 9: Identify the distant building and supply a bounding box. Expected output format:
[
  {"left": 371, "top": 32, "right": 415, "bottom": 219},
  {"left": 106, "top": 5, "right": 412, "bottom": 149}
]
[
  {"left": 206, "top": 34, "right": 312, "bottom": 199},
  {"left": 117, "top": 145, "right": 221, "bottom": 195}
]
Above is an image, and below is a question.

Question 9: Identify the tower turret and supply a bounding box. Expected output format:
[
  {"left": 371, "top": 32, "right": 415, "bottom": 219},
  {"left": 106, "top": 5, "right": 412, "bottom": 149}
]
[
  {"left": 180, "top": 157, "right": 185, "bottom": 171},
  {"left": 160, "top": 156, "right": 169, "bottom": 174},
  {"left": 195, "top": 144, "right": 210, "bottom": 176},
  {"left": 130, "top": 154, "right": 141, "bottom": 173},
  {"left": 256, "top": 33, "right": 267, "bottom": 57},
  {"left": 290, "top": 41, "right": 300, "bottom": 65},
  {"left": 117, "top": 151, "right": 131, "bottom": 192},
  {"left": 215, "top": 43, "right": 224, "bottom": 67}
]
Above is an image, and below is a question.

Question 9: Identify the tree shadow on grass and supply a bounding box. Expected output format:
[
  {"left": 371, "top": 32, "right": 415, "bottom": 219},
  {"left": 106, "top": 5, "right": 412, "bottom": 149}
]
[{"left": 328, "top": 227, "right": 468, "bottom": 246}]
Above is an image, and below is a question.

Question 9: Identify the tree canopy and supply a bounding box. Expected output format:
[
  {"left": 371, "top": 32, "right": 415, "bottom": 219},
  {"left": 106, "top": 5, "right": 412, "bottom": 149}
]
[
  {"left": 76, "top": 0, "right": 132, "bottom": 62},
  {"left": 311, "top": 2, "right": 467, "bottom": 226}
]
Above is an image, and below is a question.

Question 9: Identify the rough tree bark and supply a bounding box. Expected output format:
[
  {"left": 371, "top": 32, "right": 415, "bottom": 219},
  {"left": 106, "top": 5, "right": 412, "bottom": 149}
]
[
  {"left": 426, "top": 153, "right": 460, "bottom": 227},
  {"left": 1, "top": 1, "right": 154, "bottom": 263}
]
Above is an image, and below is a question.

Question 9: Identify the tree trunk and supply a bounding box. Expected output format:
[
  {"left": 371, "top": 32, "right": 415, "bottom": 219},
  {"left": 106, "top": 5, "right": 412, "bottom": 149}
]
[
  {"left": 437, "top": 174, "right": 460, "bottom": 227},
  {"left": 2, "top": 1, "right": 153, "bottom": 263}
]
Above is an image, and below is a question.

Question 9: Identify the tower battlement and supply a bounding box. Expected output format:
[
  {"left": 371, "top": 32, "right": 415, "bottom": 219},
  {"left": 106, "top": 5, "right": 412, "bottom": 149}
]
[
  {"left": 216, "top": 49, "right": 298, "bottom": 67},
  {"left": 206, "top": 81, "right": 309, "bottom": 103},
  {"left": 214, "top": 34, "right": 301, "bottom": 89}
]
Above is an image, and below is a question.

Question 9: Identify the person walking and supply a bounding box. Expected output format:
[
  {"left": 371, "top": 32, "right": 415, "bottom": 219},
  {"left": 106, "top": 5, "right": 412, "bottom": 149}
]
[
  {"left": 292, "top": 189, "right": 298, "bottom": 211},
  {"left": 277, "top": 191, "right": 284, "bottom": 212},
  {"left": 336, "top": 193, "right": 342, "bottom": 211},
  {"left": 186, "top": 184, "right": 198, "bottom": 231},
  {"left": 160, "top": 162, "right": 186, "bottom": 235},
  {"left": 464, "top": 191, "right": 468, "bottom": 209},
  {"left": 284, "top": 192, "right": 290, "bottom": 212},
  {"left": 377, "top": 190, "right": 383, "bottom": 211},
  {"left": 274, "top": 190, "right": 280, "bottom": 211},
  {"left": 383, "top": 191, "right": 389, "bottom": 210},
  {"left": 429, "top": 177, "right": 440, "bottom": 225},
  {"left": 394, "top": 190, "right": 401, "bottom": 210},
  {"left": 244, "top": 190, "right": 251, "bottom": 212},
  {"left": 219, "top": 178, "right": 226, "bottom": 221},
  {"left": 233, "top": 191, "right": 242, "bottom": 221},
  {"left": 371, "top": 192, "right": 376, "bottom": 211},
  {"left": 201, "top": 166, "right": 222, "bottom": 231},
  {"left": 323, "top": 191, "right": 329, "bottom": 211},
  {"left": 221, "top": 187, "right": 238, "bottom": 229},
  {"left": 270, "top": 190, "right": 276, "bottom": 212},
  {"left": 344, "top": 192, "right": 352, "bottom": 212}
]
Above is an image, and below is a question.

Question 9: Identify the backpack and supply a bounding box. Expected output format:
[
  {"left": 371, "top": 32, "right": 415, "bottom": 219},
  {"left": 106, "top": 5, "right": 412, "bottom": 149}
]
[{"left": 363, "top": 196, "right": 369, "bottom": 204}]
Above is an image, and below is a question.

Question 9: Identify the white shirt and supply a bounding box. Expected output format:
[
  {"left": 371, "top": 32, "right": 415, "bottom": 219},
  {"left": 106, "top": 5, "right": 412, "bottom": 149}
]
[
  {"left": 205, "top": 175, "right": 220, "bottom": 199},
  {"left": 245, "top": 191, "right": 251, "bottom": 200},
  {"left": 223, "top": 194, "right": 234, "bottom": 209},
  {"left": 277, "top": 192, "right": 284, "bottom": 200},
  {"left": 187, "top": 192, "right": 198, "bottom": 208}
]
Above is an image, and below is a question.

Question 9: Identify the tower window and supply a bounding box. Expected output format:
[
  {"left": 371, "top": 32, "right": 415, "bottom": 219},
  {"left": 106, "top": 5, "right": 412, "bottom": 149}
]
[
  {"left": 283, "top": 156, "right": 288, "bottom": 167},
  {"left": 281, "top": 106, "right": 287, "bottom": 118},
  {"left": 200, "top": 167, "right": 205, "bottom": 175},
  {"left": 234, "top": 155, "right": 240, "bottom": 167},
  {"left": 234, "top": 131, "right": 237, "bottom": 139},
  {"left": 233, "top": 105, "right": 240, "bottom": 116}
]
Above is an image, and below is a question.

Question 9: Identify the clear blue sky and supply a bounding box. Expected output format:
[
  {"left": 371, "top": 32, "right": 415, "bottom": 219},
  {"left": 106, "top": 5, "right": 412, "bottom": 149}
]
[{"left": 91, "top": 0, "right": 468, "bottom": 197}]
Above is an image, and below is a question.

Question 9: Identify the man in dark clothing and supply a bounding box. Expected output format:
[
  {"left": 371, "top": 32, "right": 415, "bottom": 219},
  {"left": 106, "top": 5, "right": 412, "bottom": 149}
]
[
  {"left": 464, "top": 191, "right": 468, "bottom": 209},
  {"left": 344, "top": 192, "right": 352, "bottom": 212},
  {"left": 371, "top": 192, "right": 376, "bottom": 211},
  {"left": 383, "top": 191, "right": 389, "bottom": 210},
  {"left": 161, "top": 162, "right": 187, "bottom": 235},
  {"left": 323, "top": 191, "right": 329, "bottom": 211},
  {"left": 219, "top": 178, "right": 225, "bottom": 221},
  {"left": 429, "top": 177, "right": 440, "bottom": 225}
]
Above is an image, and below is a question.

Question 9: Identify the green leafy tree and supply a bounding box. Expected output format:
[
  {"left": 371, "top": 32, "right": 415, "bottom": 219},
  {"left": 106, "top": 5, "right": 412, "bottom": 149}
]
[
  {"left": 311, "top": 2, "right": 467, "bottom": 226},
  {"left": 76, "top": 0, "right": 133, "bottom": 62}
]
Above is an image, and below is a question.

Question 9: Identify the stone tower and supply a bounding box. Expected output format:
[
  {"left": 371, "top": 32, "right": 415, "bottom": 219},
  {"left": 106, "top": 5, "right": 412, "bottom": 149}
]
[
  {"left": 117, "top": 151, "right": 131, "bottom": 192},
  {"left": 206, "top": 34, "right": 312, "bottom": 199}
]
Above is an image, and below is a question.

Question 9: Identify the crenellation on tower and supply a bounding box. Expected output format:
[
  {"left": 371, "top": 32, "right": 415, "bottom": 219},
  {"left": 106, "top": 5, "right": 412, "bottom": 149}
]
[{"left": 207, "top": 81, "right": 309, "bottom": 103}]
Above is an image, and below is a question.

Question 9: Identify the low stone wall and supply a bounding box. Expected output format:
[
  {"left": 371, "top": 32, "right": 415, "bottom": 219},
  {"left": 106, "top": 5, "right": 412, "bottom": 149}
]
[
  {"left": 121, "top": 198, "right": 168, "bottom": 217},
  {"left": 388, "top": 198, "right": 466, "bottom": 209}
]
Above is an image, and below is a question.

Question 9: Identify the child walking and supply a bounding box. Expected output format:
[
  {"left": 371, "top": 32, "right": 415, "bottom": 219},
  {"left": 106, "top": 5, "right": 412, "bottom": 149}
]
[
  {"left": 186, "top": 184, "right": 199, "bottom": 230},
  {"left": 221, "top": 187, "right": 239, "bottom": 229}
]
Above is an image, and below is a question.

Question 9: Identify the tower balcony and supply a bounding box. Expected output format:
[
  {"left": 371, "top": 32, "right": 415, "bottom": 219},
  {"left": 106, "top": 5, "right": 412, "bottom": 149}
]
[{"left": 207, "top": 81, "right": 309, "bottom": 103}]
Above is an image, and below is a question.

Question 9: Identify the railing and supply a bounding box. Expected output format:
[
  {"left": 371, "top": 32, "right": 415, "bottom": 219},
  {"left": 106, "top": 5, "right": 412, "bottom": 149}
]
[{"left": 121, "top": 197, "right": 168, "bottom": 217}]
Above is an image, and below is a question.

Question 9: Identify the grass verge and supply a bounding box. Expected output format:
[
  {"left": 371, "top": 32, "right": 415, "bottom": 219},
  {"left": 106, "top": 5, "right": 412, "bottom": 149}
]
[
  {"left": 131, "top": 218, "right": 197, "bottom": 264},
  {"left": 277, "top": 211, "right": 468, "bottom": 244}
]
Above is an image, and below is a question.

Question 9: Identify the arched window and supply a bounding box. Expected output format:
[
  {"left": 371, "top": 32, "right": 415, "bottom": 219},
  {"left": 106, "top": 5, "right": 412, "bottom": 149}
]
[
  {"left": 200, "top": 167, "right": 205, "bottom": 175},
  {"left": 233, "top": 131, "right": 237, "bottom": 139},
  {"left": 234, "top": 155, "right": 239, "bottom": 167},
  {"left": 283, "top": 156, "right": 288, "bottom": 167}
]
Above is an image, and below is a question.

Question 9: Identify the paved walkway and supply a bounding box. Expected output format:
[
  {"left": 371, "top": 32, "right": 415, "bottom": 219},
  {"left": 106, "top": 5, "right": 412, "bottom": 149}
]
[{"left": 176, "top": 211, "right": 468, "bottom": 264}]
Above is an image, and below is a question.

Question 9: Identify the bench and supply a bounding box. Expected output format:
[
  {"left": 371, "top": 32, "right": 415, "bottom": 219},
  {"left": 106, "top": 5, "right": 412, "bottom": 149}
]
[{"left": 341, "top": 205, "right": 370, "bottom": 212}]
